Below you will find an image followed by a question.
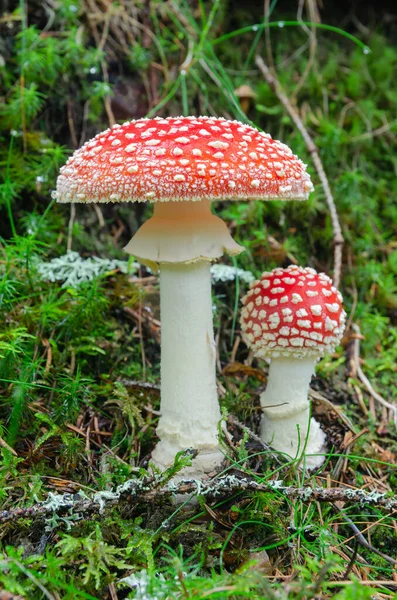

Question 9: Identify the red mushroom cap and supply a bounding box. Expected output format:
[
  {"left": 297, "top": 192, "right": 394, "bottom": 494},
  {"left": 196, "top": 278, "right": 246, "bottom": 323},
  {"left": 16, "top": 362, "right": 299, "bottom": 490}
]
[
  {"left": 54, "top": 116, "right": 313, "bottom": 204},
  {"left": 240, "top": 266, "right": 346, "bottom": 358}
]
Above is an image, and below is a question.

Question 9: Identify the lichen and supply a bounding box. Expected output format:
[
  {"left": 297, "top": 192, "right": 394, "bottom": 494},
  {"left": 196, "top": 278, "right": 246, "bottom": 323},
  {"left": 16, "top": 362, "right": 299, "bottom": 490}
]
[
  {"left": 94, "top": 490, "right": 121, "bottom": 513},
  {"left": 36, "top": 251, "right": 140, "bottom": 288},
  {"left": 39, "top": 491, "right": 87, "bottom": 531},
  {"left": 119, "top": 570, "right": 168, "bottom": 600},
  {"left": 268, "top": 479, "right": 284, "bottom": 490},
  {"left": 210, "top": 264, "right": 255, "bottom": 284},
  {"left": 40, "top": 491, "right": 75, "bottom": 511}
]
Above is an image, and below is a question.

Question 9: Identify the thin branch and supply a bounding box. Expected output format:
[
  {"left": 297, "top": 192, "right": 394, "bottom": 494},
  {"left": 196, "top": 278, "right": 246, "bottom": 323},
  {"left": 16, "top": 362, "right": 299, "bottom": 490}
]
[
  {"left": 227, "top": 414, "right": 285, "bottom": 465},
  {"left": 92, "top": 204, "right": 105, "bottom": 228},
  {"left": 263, "top": 0, "right": 275, "bottom": 72},
  {"left": 66, "top": 204, "right": 76, "bottom": 252},
  {"left": 255, "top": 55, "right": 344, "bottom": 289},
  {"left": 293, "top": 0, "right": 319, "bottom": 98},
  {"left": 1, "top": 474, "right": 396, "bottom": 527},
  {"left": 350, "top": 323, "right": 397, "bottom": 424},
  {"left": 0, "top": 436, "right": 18, "bottom": 456},
  {"left": 350, "top": 119, "right": 397, "bottom": 143},
  {"left": 335, "top": 504, "right": 397, "bottom": 567}
]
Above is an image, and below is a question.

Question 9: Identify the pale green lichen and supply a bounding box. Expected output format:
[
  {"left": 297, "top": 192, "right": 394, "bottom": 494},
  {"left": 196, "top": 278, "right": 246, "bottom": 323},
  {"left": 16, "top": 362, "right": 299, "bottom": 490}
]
[
  {"left": 40, "top": 491, "right": 76, "bottom": 510},
  {"left": 39, "top": 491, "right": 87, "bottom": 531},
  {"left": 36, "top": 251, "right": 139, "bottom": 288},
  {"left": 344, "top": 487, "right": 387, "bottom": 505},
  {"left": 93, "top": 490, "right": 120, "bottom": 513},
  {"left": 119, "top": 570, "right": 168, "bottom": 599},
  {"left": 93, "top": 476, "right": 163, "bottom": 513},
  {"left": 269, "top": 479, "right": 285, "bottom": 490},
  {"left": 210, "top": 264, "right": 255, "bottom": 284}
]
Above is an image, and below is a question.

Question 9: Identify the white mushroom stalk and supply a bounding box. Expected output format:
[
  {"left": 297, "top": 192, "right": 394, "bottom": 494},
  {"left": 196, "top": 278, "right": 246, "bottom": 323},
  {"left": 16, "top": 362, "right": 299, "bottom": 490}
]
[
  {"left": 259, "top": 356, "right": 326, "bottom": 467},
  {"left": 240, "top": 266, "right": 346, "bottom": 469},
  {"left": 151, "top": 260, "right": 224, "bottom": 472},
  {"left": 54, "top": 116, "right": 313, "bottom": 477}
]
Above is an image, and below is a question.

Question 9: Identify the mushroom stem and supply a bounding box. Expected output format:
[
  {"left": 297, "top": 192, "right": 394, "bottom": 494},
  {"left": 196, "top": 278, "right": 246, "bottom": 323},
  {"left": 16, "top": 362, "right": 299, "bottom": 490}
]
[
  {"left": 260, "top": 356, "right": 326, "bottom": 467},
  {"left": 151, "top": 260, "right": 224, "bottom": 474}
]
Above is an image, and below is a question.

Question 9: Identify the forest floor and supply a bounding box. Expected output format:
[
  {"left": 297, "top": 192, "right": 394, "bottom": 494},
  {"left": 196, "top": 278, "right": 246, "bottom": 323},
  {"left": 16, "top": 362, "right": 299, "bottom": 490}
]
[{"left": 0, "top": 1, "right": 396, "bottom": 598}]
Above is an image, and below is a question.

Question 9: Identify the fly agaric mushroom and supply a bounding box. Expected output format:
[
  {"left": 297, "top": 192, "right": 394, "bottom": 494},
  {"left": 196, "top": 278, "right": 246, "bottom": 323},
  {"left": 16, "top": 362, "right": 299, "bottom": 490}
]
[
  {"left": 234, "top": 85, "right": 257, "bottom": 114},
  {"left": 240, "top": 265, "right": 345, "bottom": 468},
  {"left": 54, "top": 116, "right": 313, "bottom": 476}
]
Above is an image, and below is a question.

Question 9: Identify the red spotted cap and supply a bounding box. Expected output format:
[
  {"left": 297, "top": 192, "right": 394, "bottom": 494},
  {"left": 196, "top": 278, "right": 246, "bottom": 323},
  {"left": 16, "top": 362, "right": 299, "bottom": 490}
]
[
  {"left": 54, "top": 116, "right": 313, "bottom": 204},
  {"left": 240, "top": 266, "right": 346, "bottom": 358}
]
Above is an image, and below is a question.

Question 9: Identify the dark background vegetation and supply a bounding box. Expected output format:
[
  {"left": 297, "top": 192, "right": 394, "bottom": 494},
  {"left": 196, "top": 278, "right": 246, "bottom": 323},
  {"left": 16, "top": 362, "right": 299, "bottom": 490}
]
[{"left": 0, "top": 0, "right": 396, "bottom": 598}]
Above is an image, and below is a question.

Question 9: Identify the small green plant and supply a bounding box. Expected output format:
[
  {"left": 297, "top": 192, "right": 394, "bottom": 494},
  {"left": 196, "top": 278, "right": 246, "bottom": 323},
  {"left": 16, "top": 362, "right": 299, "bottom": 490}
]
[{"left": 56, "top": 525, "right": 132, "bottom": 590}]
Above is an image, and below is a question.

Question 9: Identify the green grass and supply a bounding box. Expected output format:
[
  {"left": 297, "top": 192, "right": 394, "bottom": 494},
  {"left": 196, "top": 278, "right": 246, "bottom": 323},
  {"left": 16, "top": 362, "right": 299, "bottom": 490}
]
[{"left": 0, "top": 0, "right": 397, "bottom": 597}]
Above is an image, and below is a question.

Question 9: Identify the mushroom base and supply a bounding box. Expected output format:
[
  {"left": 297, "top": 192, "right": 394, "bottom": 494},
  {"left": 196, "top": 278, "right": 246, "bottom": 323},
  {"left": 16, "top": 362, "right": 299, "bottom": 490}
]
[
  {"left": 150, "top": 260, "right": 225, "bottom": 476},
  {"left": 260, "top": 356, "right": 326, "bottom": 469},
  {"left": 124, "top": 199, "right": 243, "bottom": 269},
  {"left": 151, "top": 442, "right": 225, "bottom": 477}
]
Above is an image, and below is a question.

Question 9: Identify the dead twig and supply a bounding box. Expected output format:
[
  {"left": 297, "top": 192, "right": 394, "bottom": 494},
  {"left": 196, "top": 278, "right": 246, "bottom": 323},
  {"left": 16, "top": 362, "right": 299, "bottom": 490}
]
[
  {"left": 66, "top": 204, "right": 75, "bottom": 252},
  {"left": 1, "top": 474, "right": 397, "bottom": 526},
  {"left": 335, "top": 504, "right": 397, "bottom": 567},
  {"left": 350, "top": 119, "right": 397, "bottom": 143},
  {"left": 92, "top": 204, "right": 105, "bottom": 228},
  {"left": 293, "top": 0, "right": 319, "bottom": 98},
  {"left": 309, "top": 388, "right": 355, "bottom": 432},
  {"left": 350, "top": 323, "right": 397, "bottom": 424},
  {"left": 227, "top": 414, "right": 284, "bottom": 465},
  {"left": 119, "top": 379, "right": 160, "bottom": 393},
  {"left": 0, "top": 436, "right": 17, "bottom": 456},
  {"left": 255, "top": 56, "right": 344, "bottom": 289}
]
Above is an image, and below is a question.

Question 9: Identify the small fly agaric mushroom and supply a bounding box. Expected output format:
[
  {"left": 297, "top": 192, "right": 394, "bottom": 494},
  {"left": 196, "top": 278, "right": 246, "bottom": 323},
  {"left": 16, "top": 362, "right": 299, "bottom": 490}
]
[
  {"left": 234, "top": 85, "right": 257, "bottom": 114},
  {"left": 54, "top": 116, "right": 313, "bottom": 476},
  {"left": 240, "top": 265, "right": 345, "bottom": 468}
]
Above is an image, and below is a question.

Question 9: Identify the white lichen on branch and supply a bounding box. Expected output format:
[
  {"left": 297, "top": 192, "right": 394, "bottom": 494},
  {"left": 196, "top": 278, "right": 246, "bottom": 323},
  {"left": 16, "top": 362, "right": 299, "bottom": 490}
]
[{"left": 2, "top": 474, "right": 396, "bottom": 530}]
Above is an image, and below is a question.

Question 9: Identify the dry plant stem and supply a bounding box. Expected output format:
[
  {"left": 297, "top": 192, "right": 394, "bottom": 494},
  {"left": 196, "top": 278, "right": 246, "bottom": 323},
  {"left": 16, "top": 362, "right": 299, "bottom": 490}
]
[
  {"left": 351, "top": 118, "right": 397, "bottom": 142},
  {"left": 293, "top": 0, "right": 319, "bottom": 98},
  {"left": 11, "top": 558, "right": 55, "bottom": 600},
  {"left": 2, "top": 475, "right": 397, "bottom": 526},
  {"left": 92, "top": 204, "right": 105, "bottom": 228},
  {"left": 0, "top": 436, "right": 17, "bottom": 456},
  {"left": 351, "top": 323, "right": 397, "bottom": 423},
  {"left": 309, "top": 388, "right": 356, "bottom": 432},
  {"left": 66, "top": 203, "right": 75, "bottom": 252},
  {"left": 255, "top": 56, "right": 344, "bottom": 288},
  {"left": 227, "top": 414, "right": 284, "bottom": 465},
  {"left": 335, "top": 504, "right": 397, "bottom": 567},
  {"left": 263, "top": 0, "right": 275, "bottom": 71}
]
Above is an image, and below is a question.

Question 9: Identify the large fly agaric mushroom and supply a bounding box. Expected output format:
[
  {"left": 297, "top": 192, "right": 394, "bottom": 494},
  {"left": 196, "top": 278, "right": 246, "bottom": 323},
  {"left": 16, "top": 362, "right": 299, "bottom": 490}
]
[
  {"left": 240, "top": 265, "right": 345, "bottom": 468},
  {"left": 54, "top": 116, "right": 313, "bottom": 475}
]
